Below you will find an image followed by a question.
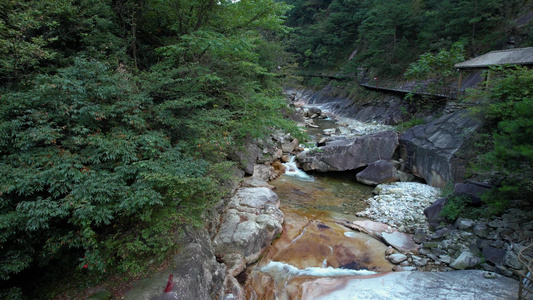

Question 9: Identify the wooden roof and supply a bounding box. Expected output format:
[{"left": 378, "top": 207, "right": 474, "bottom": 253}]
[{"left": 455, "top": 47, "right": 533, "bottom": 69}]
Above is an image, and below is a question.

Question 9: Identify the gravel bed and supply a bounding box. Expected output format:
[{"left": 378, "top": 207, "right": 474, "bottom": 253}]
[{"left": 356, "top": 182, "right": 442, "bottom": 233}]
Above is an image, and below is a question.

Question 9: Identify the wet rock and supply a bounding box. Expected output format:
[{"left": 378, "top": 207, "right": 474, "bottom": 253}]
[
  {"left": 297, "top": 131, "right": 399, "bottom": 172},
  {"left": 356, "top": 160, "right": 399, "bottom": 185},
  {"left": 399, "top": 111, "right": 482, "bottom": 188},
  {"left": 308, "top": 106, "right": 322, "bottom": 116},
  {"left": 387, "top": 253, "right": 408, "bottom": 264},
  {"left": 450, "top": 252, "right": 480, "bottom": 270},
  {"left": 482, "top": 247, "right": 506, "bottom": 265}
]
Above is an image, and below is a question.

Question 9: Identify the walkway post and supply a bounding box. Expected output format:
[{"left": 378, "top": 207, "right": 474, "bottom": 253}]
[{"left": 374, "top": 77, "right": 378, "bottom": 88}]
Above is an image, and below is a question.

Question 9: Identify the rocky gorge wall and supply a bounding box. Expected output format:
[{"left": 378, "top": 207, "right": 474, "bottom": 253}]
[{"left": 288, "top": 86, "right": 482, "bottom": 189}]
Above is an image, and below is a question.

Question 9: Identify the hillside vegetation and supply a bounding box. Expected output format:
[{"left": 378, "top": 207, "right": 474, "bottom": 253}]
[{"left": 0, "top": 0, "right": 300, "bottom": 297}]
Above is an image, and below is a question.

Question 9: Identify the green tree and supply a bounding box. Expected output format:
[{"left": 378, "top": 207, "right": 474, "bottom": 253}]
[{"left": 470, "top": 67, "right": 533, "bottom": 212}]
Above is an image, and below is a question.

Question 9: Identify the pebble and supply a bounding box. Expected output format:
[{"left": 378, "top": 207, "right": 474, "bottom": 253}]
[{"left": 356, "top": 182, "right": 441, "bottom": 233}]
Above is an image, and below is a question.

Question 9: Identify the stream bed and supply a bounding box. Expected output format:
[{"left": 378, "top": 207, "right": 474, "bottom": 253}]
[{"left": 243, "top": 161, "right": 395, "bottom": 299}]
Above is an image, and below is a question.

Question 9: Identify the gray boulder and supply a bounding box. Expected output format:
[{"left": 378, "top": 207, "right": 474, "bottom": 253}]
[
  {"left": 400, "top": 111, "right": 482, "bottom": 188},
  {"left": 423, "top": 197, "right": 447, "bottom": 228},
  {"left": 482, "top": 247, "right": 506, "bottom": 265},
  {"left": 450, "top": 251, "right": 481, "bottom": 270},
  {"left": 297, "top": 131, "right": 399, "bottom": 172},
  {"left": 230, "top": 142, "right": 261, "bottom": 175},
  {"left": 356, "top": 160, "right": 399, "bottom": 185},
  {"left": 214, "top": 187, "right": 283, "bottom": 264},
  {"left": 125, "top": 227, "right": 226, "bottom": 300}
]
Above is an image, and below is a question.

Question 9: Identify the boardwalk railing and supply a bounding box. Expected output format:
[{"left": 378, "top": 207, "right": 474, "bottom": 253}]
[
  {"left": 360, "top": 78, "right": 464, "bottom": 100},
  {"left": 518, "top": 243, "right": 533, "bottom": 299}
]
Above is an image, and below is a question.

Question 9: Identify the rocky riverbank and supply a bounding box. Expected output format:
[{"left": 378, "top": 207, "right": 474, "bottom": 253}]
[{"left": 343, "top": 180, "right": 533, "bottom": 280}]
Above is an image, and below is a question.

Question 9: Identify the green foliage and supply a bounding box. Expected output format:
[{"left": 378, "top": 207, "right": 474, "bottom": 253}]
[
  {"left": 1, "top": 1, "right": 303, "bottom": 294},
  {"left": 0, "top": 58, "right": 218, "bottom": 280},
  {"left": 469, "top": 67, "right": 533, "bottom": 212},
  {"left": 440, "top": 194, "right": 480, "bottom": 222},
  {"left": 405, "top": 42, "right": 465, "bottom": 85},
  {"left": 283, "top": 0, "right": 529, "bottom": 76},
  {"left": 394, "top": 117, "right": 425, "bottom": 132}
]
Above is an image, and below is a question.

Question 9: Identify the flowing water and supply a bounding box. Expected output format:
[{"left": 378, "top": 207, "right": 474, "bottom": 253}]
[{"left": 243, "top": 158, "right": 395, "bottom": 299}]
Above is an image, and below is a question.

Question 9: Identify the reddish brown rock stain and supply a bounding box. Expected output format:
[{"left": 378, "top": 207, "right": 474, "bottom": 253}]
[{"left": 244, "top": 176, "right": 394, "bottom": 299}]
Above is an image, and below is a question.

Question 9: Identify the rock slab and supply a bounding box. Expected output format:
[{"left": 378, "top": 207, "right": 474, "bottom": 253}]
[
  {"left": 356, "top": 160, "right": 399, "bottom": 185},
  {"left": 297, "top": 131, "right": 399, "bottom": 172},
  {"left": 400, "top": 111, "right": 482, "bottom": 188},
  {"left": 301, "top": 270, "right": 519, "bottom": 300}
]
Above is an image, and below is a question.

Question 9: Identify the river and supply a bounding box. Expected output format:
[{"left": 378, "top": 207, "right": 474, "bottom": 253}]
[{"left": 243, "top": 152, "right": 395, "bottom": 299}]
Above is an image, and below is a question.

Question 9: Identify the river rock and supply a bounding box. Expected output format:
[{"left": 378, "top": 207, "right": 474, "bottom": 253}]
[
  {"left": 338, "top": 219, "right": 419, "bottom": 253},
  {"left": 503, "top": 251, "right": 523, "bottom": 270},
  {"left": 482, "top": 247, "right": 506, "bottom": 265},
  {"left": 299, "top": 270, "right": 519, "bottom": 299},
  {"left": 387, "top": 253, "right": 408, "bottom": 264},
  {"left": 423, "top": 197, "right": 447, "bottom": 228},
  {"left": 450, "top": 251, "right": 480, "bottom": 270},
  {"left": 399, "top": 110, "right": 482, "bottom": 188},
  {"left": 214, "top": 187, "right": 284, "bottom": 264},
  {"left": 356, "top": 160, "right": 399, "bottom": 185},
  {"left": 297, "top": 131, "right": 399, "bottom": 172},
  {"left": 125, "top": 227, "right": 226, "bottom": 300}
]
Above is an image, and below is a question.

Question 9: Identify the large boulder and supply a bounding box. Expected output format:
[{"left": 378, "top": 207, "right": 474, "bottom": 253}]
[
  {"left": 230, "top": 141, "right": 261, "bottom": 176},
  {"left": 297, "top": 131, "right": 399, "bottom": 172},
  {"left": 400, "top": 111, "right": 482, "bottom": 188},
  {"left": 214, "top": 186, "right": 284, "bottom": 264},
  {"left": 356, "top": 160, "right": 399, "bottom": 185},
  {"left": 298, "top": 270, "right": 519, "bottom": 299},
  {"left": 125, "top": 227, "right": 226, "bottom": 300}
]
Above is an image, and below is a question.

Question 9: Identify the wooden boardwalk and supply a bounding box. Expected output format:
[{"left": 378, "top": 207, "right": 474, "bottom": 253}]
[{"left": 360, "top": 79, "right": 463, "bottom": 100}]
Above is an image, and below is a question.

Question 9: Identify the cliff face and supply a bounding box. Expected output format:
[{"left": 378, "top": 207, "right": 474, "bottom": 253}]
[{"left": 399, "top": 111, "right": 482, "bottom": 188}]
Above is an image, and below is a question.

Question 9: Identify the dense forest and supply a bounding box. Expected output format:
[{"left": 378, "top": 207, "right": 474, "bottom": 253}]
[
  {"left": 283, "top": 0, "right": 532, "bottom": 76},
  {"left": 1, "top": 0, "right": 533, "bottom": 298}
]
